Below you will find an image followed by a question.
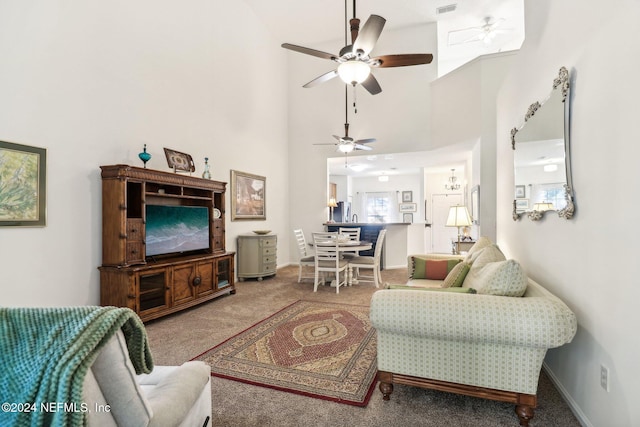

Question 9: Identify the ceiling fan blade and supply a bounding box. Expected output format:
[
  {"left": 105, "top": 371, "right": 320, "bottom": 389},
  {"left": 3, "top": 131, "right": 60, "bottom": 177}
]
[
  {"left": 313, "top": 142, "right": 339, "bottom": 146},
  {"left": 354, "top": 138, "right": 376, "bottom": 144},
  {"left": 372, "top": 53, "right": 433, "bottom": 68},
  {"left": 332, "top": 135, "right": 342, "bottom": 141},
  {"left": 303, "top": 70, "right": 339, "bottom": 88},
  {"left": 354, "top": 144, "right": 373, "bottom": 151},
  {"left": 281, "top": 43, "right": 338, "bottom": 61},
  {"left": 352, "top": 15, "right": 386, "bottom": 57},
  {"left": 361, "top": 73, "right": 382, "bottom": 95}
]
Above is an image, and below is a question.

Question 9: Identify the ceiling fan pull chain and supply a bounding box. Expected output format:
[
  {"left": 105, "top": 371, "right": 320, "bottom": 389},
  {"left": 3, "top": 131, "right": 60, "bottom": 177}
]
[{"left": 353, "top": 85, "right": 358, "bottom": 114}]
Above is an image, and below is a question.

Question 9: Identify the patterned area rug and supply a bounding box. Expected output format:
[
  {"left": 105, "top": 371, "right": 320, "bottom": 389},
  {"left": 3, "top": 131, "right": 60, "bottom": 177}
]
[{"left": 193, "top": 300, "right": 378, "bottom": 406}]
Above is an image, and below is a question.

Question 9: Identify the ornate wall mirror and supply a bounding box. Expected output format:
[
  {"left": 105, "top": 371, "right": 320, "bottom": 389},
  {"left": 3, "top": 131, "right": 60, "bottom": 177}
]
[{"left": 510, "top": 66, "right": 575, "bottom": 221}]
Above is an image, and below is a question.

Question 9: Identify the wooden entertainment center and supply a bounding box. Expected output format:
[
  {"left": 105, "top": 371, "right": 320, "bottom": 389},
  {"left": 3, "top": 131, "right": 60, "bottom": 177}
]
[{"left": 99, "top": 164, "right": 235, "bottom": 322}]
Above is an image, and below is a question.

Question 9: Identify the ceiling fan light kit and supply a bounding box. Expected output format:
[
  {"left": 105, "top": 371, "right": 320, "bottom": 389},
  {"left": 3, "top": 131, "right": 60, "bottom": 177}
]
[
  {"left": 281, "top": 0, "right": 433, "bottom": 95},
  {"left": 337, "top": 60, "right": 371, "bottom": 85}
]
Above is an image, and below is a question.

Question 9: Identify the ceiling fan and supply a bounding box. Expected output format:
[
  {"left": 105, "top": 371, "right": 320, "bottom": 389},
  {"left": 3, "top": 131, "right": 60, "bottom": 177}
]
[
  {"left": 281, "top": 0, "right": 433, "bottom": 95},
  {"left": 314, "top": 87, "right": 375, "bottom": 165},
  {"left": 448, "top": 17, "right": 511, "bottom": 46}
]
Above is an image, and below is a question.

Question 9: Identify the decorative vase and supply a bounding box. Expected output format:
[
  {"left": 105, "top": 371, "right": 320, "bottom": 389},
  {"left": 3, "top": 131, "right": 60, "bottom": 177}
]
[
  {"left": 202, "top": 157, "right": 211, "bottom": 179},
  {"left": 138, "top": 144, "right": 151, "bottom": 168}
]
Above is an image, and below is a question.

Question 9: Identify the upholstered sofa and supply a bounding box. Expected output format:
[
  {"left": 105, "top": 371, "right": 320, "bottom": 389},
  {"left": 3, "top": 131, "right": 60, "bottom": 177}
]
[
  {"left": 369, "top": 237, "right": 577, "bottom": 426},
  {"left": 84, "top": 330, "right": 212, "bottom": 427}
]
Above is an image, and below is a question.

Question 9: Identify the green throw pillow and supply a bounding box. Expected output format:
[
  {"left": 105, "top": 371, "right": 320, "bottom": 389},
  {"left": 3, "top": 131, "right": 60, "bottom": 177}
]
[
  {"left": 412, "top": 257, "right": 462, "bottom": 280},
  {"left": 442, "top": 262, "right": 471, "bottom": 288},
  {"left": 386, "top": 285, "right": 476, "bottom": 294}
]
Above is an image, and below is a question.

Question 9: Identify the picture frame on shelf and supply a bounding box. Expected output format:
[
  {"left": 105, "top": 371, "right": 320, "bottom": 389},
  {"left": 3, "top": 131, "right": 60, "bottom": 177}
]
[
  {"left": 0, "top": 140, "right": 47, "bottom": 227},
  {"left": 231, "top": 170, "right": 266, "bottom": 220},
  {"left": 163, "top": 147, "right": 195, "bottom": 173},
  {"left": 402, "top": 191, "right": 412, "bottom": 202},
  {"left": 399, "top": 202, "right": 417, "bottom": 213}
]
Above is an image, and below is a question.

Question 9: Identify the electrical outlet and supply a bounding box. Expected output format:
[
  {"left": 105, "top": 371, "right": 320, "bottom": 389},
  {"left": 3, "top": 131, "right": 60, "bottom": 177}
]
[{"left": 600, "top": 364, "right": 610, "bottom": 392}]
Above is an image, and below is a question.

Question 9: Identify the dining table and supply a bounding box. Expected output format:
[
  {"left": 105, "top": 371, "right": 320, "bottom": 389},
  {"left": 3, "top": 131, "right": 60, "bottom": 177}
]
[{"left": 313, "top": 239, "right": 373, "bottom": 287}]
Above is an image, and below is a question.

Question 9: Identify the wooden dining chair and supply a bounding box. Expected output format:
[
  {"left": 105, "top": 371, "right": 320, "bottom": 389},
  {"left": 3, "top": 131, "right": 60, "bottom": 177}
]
[
  {"left": 293, "top": 229, "right": 315, "bottom": 283},
  {"left": 348, "top": 229, "right": 386, "bottom": 287},
  {"left": 312, "top": 232, "right": 348, "bottom": 293},
  {"left": 338, "top": 227, "right": 361, "bottom": 259}
]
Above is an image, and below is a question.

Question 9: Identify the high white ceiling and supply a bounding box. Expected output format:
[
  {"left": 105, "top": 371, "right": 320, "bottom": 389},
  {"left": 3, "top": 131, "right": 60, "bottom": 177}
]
[{"left": 244, "top": 0, "right": 525, "bottom": 177}]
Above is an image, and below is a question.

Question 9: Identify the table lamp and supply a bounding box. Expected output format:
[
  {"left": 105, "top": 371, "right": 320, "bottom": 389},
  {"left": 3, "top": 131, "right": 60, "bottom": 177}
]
[
  {"left": 328, "top": 198, "right": 338, "bottom": 223},
  {"left": 446, "top": 205, "right": 473, "bottom": 254}
]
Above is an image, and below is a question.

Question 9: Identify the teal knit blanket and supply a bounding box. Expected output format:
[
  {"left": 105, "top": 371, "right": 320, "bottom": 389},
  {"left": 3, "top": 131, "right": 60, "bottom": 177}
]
[{"left": 0, "top": 306, "right": 154, "bottom": 427}]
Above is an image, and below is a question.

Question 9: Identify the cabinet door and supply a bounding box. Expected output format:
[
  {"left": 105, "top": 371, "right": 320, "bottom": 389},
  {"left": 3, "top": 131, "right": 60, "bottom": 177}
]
[
  {"left": 137, "top": 268, "right": 170, "bottom": 317},
  {"left": 195, "top": 260, "right": 215, "bottom": 297},
  {"left": 215, "top": 255, "right": 232, "bottom": 290},
  {"left": 172, "top": 264, "right": 196, "bottom": 306}
]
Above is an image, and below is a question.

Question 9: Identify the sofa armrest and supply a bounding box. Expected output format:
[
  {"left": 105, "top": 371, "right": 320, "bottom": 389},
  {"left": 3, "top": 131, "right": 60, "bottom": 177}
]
[{"left": 370, "top": 289, "right": 576, "bottom": 349}]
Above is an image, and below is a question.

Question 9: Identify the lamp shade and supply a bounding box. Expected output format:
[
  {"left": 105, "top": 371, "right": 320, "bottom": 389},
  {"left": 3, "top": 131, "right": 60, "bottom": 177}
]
[
  {"left": 446, "top": 205, "right": 472, "bottom": 227},
  {"left": 328, "top": 198, "right": 338, "bottom": 208},
  {"left": 337, "top": 60, "right": 371, "bottom": 85}
]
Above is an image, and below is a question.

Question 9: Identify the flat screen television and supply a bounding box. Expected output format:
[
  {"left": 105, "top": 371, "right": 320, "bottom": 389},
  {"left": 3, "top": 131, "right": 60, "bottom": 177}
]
[{"left": 145, "top": 205, "right": 210, "bottom": 257}]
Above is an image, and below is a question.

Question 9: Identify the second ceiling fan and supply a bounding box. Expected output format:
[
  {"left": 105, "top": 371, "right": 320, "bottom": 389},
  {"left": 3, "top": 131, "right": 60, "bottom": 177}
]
[
  {"left": 314, "top": 86, "right": 375, "bottom": 163},
  {"left": 281, "top": 0, "right": 433, "bottom": 95}
]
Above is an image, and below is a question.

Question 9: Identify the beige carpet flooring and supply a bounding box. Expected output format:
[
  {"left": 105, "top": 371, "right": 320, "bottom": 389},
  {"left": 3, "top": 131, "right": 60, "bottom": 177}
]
[{"left": 144, "top": 265, "right": 580, "bottom": 427}]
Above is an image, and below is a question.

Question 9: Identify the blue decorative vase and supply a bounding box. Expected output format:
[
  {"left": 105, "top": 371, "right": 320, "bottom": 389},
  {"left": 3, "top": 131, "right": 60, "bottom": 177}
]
[{"left": 138, "top": 144, "right": 151, "bottom": 168}]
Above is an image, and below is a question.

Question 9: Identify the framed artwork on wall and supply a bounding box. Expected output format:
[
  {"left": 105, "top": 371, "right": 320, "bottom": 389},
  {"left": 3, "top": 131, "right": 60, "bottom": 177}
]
[
  {"left": 0, "top": 140, "right": 47, "bottom": 227},
  {"left": 403, "top": 213, "right": 413, "bottom": 223},
  {"left": 399, "top": 202, "right": 417, "bottom": 213},
  {"left": 231, "top": 170, "right": 266, "bottom": 220},
  {"left": 515, "top": 185, "right": 526, "bottom": 198},
  {"left": 402, "top": 191, "right": 412, "bottom": 202}
]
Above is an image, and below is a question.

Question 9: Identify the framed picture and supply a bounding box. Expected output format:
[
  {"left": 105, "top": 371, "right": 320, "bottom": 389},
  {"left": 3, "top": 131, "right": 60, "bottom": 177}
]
[
  {"left": 515, "top": 185, "right": 526, "bottom": 198},
  {"left": 163, "top": 147, "right": 195, "bottom": 172},
  {"left": 399, "top": 202, "right": 417, "bottom": 213},
  {"left": 231, "top": 170, "right": 266, "bottom": 220},
  {"left": 402, "top": 213, "right": 413, "bottom": 223},
  {"left": 402, "top": 191, "right": 412, "bottom": 202},
  {"left": 515, "top": 199, "right": 529, "bottom": 211},
  {"left": 471, "top": 185, "right": 480, "bottom": 225},
  {"left": 0, "top": 140, "right": 47, "bottom": 227}
]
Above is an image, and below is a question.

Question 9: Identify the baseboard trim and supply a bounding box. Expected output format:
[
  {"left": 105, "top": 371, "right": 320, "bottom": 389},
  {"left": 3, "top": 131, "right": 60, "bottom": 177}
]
[{"left": 542, "top": 363, "right": 592, "bottom": 427}]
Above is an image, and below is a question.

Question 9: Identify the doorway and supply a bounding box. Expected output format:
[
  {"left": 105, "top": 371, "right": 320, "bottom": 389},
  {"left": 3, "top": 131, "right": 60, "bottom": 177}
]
[{"left": 431, "top": 193, "right": 463, "bottom": 253}]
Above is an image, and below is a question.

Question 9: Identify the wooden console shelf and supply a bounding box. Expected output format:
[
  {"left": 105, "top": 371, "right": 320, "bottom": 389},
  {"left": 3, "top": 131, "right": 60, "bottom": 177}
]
[{"left": 99, "top": 164, "right": 235, "bottom": 322}]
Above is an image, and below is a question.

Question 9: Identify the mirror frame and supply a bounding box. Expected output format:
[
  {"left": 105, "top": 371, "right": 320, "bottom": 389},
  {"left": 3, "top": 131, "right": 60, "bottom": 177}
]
[{"left": 510, "top": 66, "right": 575, "bottom": 221}]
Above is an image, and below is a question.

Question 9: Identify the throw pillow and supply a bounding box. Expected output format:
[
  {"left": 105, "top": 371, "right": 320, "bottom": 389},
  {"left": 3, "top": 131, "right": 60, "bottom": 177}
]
[
  {"left": 469, "top": 259, "right": 528, "bottom": 297},
  {"left": 412, "top": 257, "right": 462, "bottom": 280},
  {"left": 466, "top": 244, "right": 506, "bottom": 267},
  {"left": 464, "top": 236, "right": 493, "bottom": 261},
  {"left": 442, "top": 262, "right": 471, "bottom": 288}
]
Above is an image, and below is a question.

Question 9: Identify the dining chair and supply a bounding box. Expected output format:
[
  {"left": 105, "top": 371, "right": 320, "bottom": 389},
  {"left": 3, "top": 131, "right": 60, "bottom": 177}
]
[
  {"left": 338, "top": 227, "right": 361, "bottom": 259},
  {"left": 312, "top": 232, "right": 348, "bottom": 293},
  {"left": 348, "top": 229, "right": 386, "bottom": 287},
  {"left": 293, "top": 229, "right": 315, "bottom": 283}
]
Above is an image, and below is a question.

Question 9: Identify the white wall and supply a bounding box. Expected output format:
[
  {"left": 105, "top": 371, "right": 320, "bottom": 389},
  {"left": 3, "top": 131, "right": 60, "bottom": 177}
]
[
  {"left": 496, "top": 1, "right": 640, "bottom": 425},
  {"left": 0, "top": 1, "right": 289, "bottom": 306}
]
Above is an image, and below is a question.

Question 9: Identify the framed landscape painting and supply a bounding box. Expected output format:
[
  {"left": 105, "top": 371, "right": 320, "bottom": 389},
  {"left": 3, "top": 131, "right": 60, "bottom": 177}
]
[
  {"left": 0, "top": 141, "right": 47, "bottom": 227},
  {"left": 230, "top": 170, "right": 266, "bottom": 220}
]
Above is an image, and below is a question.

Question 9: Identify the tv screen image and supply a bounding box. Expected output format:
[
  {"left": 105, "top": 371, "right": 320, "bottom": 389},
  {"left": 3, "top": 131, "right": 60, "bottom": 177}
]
[{"left": 145, "top": 205, "right": 210, "bottom": 257}]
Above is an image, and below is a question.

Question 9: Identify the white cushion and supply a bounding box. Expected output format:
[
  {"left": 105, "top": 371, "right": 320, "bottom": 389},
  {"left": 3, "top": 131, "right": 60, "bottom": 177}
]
[
  {"left": 90, "top": 331, "right": 153, "bottom": 427},
  {"left": 139, "top": 362, "right": 211, "bottom": 427},
  {"left": 463, "top": 236, "right": 493, "bottom": 262},
  {"left": 348, "top": 256, "right": 375, "bottom": 265}
]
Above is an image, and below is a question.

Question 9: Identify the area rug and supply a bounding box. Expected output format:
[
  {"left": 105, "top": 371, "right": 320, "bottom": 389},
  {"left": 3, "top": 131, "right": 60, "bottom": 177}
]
[{"left": 192, "top": 300, "right": 378, "bottom": 406}]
